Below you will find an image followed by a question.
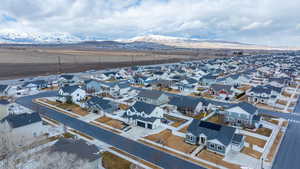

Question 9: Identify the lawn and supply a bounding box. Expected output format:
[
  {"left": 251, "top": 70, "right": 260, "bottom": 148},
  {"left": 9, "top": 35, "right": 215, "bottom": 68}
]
[
  {"left": 206, "top": 114, "right": 225, "bottom": 125},
  {"left": 94, "top": 116, "right": 126, "bottom": 130},
  {"left": 179, "top": 125, "right": 189, "bottom": 133},
  {"left": 247, "top": 127, "right": 272, "bottom": 137},
  {"left": 102, "top": 151, "right": 132, "bottom": 169},
  {"left": 197, "top": 149, "right": 241, "bottom": 169},
  {"left": 241, "top": 147, "right": 262, "bottom": 159},
  {"left": 144, "top": 130, "right": 197, "bottom": 154},
  {"left": 57, "top": 103, "right": 89, "bottom": 116},
  {"left": 164, "top": 114, "right": 187, "bottom": 127},
  {"left": 266, "top": 131, "right": 283, "bottom": 162},
  {"left": 245, "top": 136, "right": 266, "bottom": 148}
]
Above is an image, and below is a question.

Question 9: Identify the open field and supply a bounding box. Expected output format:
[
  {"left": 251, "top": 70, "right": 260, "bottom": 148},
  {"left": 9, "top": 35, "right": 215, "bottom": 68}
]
[{"left": 0, "top": 47, "right": 191, "bottom": 80}]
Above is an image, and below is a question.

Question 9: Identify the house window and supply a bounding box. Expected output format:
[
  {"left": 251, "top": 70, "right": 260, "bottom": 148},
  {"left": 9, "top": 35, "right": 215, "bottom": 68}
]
[
  {"left": 200, "top": 137, "right": 206, "bottom": 144},
  {"left": 218, "top": 146, "right": 223, "bottom": 151},
  {"left": 210, "top": 143, "right": 215, "bottom": 149}
]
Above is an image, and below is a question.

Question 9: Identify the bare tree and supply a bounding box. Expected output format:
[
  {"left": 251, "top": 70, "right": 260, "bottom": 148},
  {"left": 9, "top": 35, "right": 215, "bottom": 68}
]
[{"left": 33, "top": 152, "right": 91, "bottom": 169}]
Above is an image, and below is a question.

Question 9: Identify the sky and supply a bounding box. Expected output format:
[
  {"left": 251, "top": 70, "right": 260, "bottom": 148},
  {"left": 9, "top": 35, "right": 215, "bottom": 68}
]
[{"left": 0, "top": 0, "right": 300, "bottom": 46}]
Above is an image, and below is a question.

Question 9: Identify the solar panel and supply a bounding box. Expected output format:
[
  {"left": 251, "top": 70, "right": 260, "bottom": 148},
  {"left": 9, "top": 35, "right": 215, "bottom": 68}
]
[{"left": 199, "top": 121, "right": 221, "bottom": 131}]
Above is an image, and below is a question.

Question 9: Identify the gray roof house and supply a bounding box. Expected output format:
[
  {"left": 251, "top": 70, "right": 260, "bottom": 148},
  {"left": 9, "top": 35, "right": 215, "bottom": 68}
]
[
  {"left": 1, "top": 112, "right": 45, "bottom": 140},
  {"left": 136, "top": 90, "right": 169, "bottom": 105},
  {"left": 86, "top": 96, "right": 119, "bottom": 114},
  {"left": 122, "top": 101, "right": 164, "bottom": 129},
  {"left": 2, "top": 112, "right": 42, "bottom": 129},
  {"left": 0, "top": 84, "right": 9, "bottom": 96},
  {"left": 168, "top": 96, "right": 210, "bottom": 116},
  {"left": 222, "top": 102, "right": 261, "bottom": 128},
  {"left": 185, "top": 120, "right": 244, "bottom": 155}
]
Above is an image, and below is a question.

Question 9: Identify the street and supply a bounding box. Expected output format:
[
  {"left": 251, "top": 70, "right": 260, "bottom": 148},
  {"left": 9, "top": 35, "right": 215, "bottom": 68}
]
[{"left": 16, "top": 91, "right": 205, "bottom": 169}]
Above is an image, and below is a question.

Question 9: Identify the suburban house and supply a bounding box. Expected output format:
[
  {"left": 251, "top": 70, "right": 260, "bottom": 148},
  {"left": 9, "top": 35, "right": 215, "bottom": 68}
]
[
  {"left": 50, "top": 138, "right": 101, "bottom": 169},
  {"left": 151, "top": 79, "right": 173, "bottom": 89},
  {"left": 86, "top": 96, "right": 119, "bottom": 114},
  {"left": 22, "top": 80, "right": 48, "bottom": 91},
  {"left": 172, "top": 83, "right": 196, "bottom": 93},
  {"left": 136, "top": 90, "right": 169, "bottom": 106},
  {"left": 84, "top": 79, "right": 102, "bottom": 95},
  {"left": 122, "top": 101, "right": 164, "bottom": 129},
  {"left": 59, "top": 75, "right": 77, "bottom": 86},
  {"left": 247, "top": 85, "right": 282, "bottom": 105},
  {"left": 199, "top": 75, "right": 217, "bottom": 86},
  {"left": 185, "top": 120, "right": 244, "bottom": 155},
  {"left": 168, "top": 96, "right": 211, "bottom": 116},
  {"left": 219, "top": 74, "right": 250, "bottom": 86},
  {"left": 57, "top": 85, "right": 86, "bottom": 105},
  {"left": 1, "top": 112, "right": 45, "bottom": 142},
  {"left": 221, "top": 102, "right": 261, "bottom": 128},
  {"left": 131, "top": 75, "right": 153, "bottom": 86},
  {"left": 209, "top": 84, "right": 236, "bottom": 100},
  {"left": 0, "top": 84, "right": 9, "bottom": 97}
]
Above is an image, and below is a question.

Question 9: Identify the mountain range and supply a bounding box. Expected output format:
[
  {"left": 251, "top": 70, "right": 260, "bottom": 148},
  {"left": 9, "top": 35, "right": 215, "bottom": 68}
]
[{"left": 0, "top": 30, "right": 298, "bottom": 50}]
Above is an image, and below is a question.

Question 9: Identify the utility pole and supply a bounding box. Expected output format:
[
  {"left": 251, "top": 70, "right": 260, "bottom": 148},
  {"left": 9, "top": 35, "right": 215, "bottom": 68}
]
[{"left": 57, "top": 56, "right": 62, "bottom": 75}]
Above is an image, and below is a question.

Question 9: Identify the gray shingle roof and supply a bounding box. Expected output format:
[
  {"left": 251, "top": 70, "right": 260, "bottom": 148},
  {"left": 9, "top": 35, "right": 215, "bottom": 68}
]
[
  {"left": 227, "top": 102, "right": 258, "bottom": 115},
  {"left": 2, "top": 112, "right": 41, "bottom": 129},
  {"left": 137, "top": 90, "right": 165, "bottom": 100},
  {"left": 129, "top": 101, "right": 156, "bottom": 115},
  {"left": 0, "top": 84, "right": 8, "bottom": 93},
  {"left": 60, "top": 85, "right": 80, "bottom": 94},
  {"left": 187, "top": 120, "right": 236, "bottom": 146}
]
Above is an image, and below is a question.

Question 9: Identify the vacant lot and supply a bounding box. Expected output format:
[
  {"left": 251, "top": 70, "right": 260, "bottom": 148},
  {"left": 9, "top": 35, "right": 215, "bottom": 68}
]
[
  {"left": 144, "top": 130, "right": 197, "bottom": 154},
  {"left": 95, "top": 116, "right": 127, "bottom": 130},
  {"left": 197, "top": 149, "right": 241, "bottom": 169}
]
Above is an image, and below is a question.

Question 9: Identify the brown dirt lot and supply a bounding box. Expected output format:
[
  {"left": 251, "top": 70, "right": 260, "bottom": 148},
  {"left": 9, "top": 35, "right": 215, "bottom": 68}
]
[
  {"left": 245, "top": 136, "right": 266, "bottom": 148},
  {"left": 266, "top": 131, "right": 283, "bottom": 162},
  {"left": 247, "top": 127, "right": 272, "bottom": 137},
  {"left": 0, "top": 47, "right": 190, "bottom": 80},
  {"left": 241, "top": 147, "right": 262, "bottom": 159},
  {"left": 102, "top": 151, "right": 132, "bottom": 169},
  {"left": 144, "top": 130, "right": 197, "bottom": 154},
  {"left": 95, "top": 116, "right": 126, "bottom": 130},
  {"left": 197, "top": 149, "right": 241, "bottom": 169}
]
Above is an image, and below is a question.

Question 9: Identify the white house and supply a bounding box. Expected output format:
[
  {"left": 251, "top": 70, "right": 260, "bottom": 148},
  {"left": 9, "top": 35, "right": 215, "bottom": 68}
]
[
  {"left": 122, "top": 101, "right": 164, "bottom": 129},
  {"left": 57, "top": 85, "right": 86, "bottom": 106}
]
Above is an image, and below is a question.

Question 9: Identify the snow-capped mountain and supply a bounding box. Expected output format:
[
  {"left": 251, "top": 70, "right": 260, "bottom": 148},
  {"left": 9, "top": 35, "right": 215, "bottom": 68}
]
[
  {"left": 0, "top": 30, "right": 82, "bottom": 43},
  {"left": 119, "top": 34, "right": 282, "bottom": 50}
]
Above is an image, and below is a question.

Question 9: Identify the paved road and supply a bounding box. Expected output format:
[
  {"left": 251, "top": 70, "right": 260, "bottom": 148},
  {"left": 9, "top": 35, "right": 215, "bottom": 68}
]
[
  {"left": 272, "top": 97, "right": 300, "bottom": 169},
  {"left": 16, "top": 91, "right": 206, "bottom": 169}
]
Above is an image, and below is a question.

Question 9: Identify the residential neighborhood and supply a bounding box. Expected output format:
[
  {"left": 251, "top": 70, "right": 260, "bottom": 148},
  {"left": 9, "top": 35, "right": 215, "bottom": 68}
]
[{"left": 1, "top": 52, "right": 299, "bottom": 169}]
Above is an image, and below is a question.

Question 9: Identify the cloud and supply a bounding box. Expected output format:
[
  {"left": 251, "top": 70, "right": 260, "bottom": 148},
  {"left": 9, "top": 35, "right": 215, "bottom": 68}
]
[
  {"left": 297, "top": 24, "right": 300, "bottom": 30},
  {"left": 0, "top": 0, "right": 299, "bottom": 46},
  {"left": 241, "top": 20, "right": 273, "bottom": 31}
]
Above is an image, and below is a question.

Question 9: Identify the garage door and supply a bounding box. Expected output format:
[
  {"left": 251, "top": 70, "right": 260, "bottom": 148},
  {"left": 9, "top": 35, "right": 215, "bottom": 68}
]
[
  {"left": 137, "top": 121, "right": 146, "bottom": 128},
  {"left": 147, "top": 124, "right": 153, "bottom": 129}
]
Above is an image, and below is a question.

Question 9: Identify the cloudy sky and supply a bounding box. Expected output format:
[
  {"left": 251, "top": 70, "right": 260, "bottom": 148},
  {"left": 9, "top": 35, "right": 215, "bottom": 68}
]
[{"left": 0, "top": 0, "right": 300, "bottom": 46}]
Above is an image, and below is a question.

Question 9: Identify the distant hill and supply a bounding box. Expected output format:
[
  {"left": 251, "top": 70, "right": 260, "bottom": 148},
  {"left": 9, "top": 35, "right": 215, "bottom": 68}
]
[{"left": 0, "top": 30, "right": 298, "bottom": 50}]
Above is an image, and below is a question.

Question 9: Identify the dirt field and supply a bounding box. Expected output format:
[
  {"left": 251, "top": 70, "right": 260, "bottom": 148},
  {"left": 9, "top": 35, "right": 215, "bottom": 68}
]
[
  {"left": 144, "top": 130, "right": 197, "bottom": 154},
  {"left": 0, "top": 47, "right": 192, "bottom": 80}
]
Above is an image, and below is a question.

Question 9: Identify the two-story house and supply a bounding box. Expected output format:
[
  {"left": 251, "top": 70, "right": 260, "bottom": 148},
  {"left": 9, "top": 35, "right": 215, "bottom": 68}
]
[
  {"left": 122, "top": 101, "right": 164, "bottom": 129},
  {"left": 57, "top": 85, "right": 86, "bottom": 105},
  {"left": 221, "top": 102, "right": 261, "bottom": 128},
  {"left": 136, "top": 90, "right": 169, "bottom": 106}
]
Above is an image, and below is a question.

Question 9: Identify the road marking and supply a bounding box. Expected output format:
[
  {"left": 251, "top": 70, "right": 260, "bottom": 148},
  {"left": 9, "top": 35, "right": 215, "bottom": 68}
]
[{"left": 288, "top": 119, "right": 300, "bottom": 124}]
